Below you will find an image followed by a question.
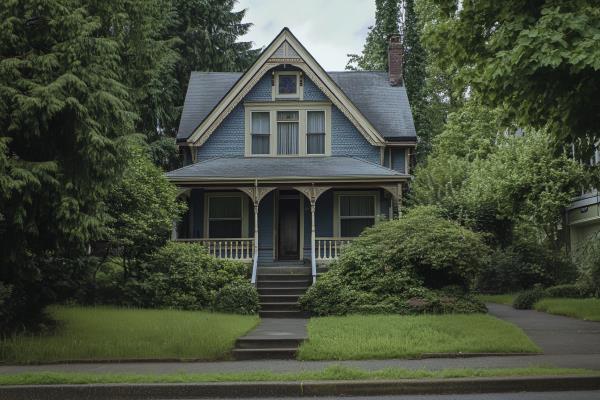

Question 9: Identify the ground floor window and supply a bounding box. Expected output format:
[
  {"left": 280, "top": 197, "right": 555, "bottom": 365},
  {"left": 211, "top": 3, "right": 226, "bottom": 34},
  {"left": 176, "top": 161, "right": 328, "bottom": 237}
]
[
  {"left": 335, "top": 192, "right": 379, "bottom": 237},
  {"left": 206, "top": 194, "right": 243, "bottom": 238}
]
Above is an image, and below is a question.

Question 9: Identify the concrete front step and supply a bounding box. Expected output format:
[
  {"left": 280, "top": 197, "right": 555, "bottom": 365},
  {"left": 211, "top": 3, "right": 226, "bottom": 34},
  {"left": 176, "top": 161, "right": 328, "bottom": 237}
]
[
  {"left": 235, "top": 337, "right": 305, "bottom": 349},
  {"left": 259, "top": 310, "right": 310, "bottom": 318},
  {"left": 257, "top": 287, "right": 308, "bottom": 296},
  {"left": 232, "top": 347, "right": 297, "bottom": 360},
  {"left": 257, "top": 266, "right": 312, "bottom": 274},
  {"left": 257, "top": 280, "right": 311, "bottom": 288},
  {"left": 260, "top": 302, "right": 300, "bottom": 311},
  {"left": 258, "top": 273, "right": 312, "bottom": 281},
  {"left": 259, "top": 294, "right": 300, "bottom": 302}
]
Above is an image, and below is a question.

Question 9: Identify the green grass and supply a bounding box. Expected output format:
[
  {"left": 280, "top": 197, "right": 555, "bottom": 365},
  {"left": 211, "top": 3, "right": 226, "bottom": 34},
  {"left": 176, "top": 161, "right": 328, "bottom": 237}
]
[
  {"left": 477, "top": 294, "right": 516, "bottom": 305},
  {"left": 534, "top": 298, "right": 600, "bottom": 321},
  {"left": 298, "top": 314, "right": 539, "bottom": 360},
  {"left": 0, "top": 306, "right": 259, "bottom": 364},
  {"left": 0, "top": 365, "right": 596, "bottom": 385}
]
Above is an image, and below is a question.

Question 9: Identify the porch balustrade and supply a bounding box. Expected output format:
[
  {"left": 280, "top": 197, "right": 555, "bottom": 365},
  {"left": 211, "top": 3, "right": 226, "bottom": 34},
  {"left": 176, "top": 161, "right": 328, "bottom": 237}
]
[
  {"left": 315, "top": 237, "right": 353, "bottom": 261},
  {"left": 175, "top": 238, "right": 254, "bottom": 261}
]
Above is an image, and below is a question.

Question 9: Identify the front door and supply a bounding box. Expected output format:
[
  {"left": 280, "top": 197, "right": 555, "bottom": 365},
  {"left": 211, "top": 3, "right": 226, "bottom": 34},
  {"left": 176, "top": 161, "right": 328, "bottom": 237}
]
[{"left": 278, "top": 197, "right": 300, "bottom": 260}]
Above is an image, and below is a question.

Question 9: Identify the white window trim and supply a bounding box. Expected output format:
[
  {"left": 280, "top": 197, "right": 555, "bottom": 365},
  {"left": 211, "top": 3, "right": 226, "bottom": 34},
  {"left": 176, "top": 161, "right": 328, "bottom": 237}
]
[
  {"left": 203, "top": 192, "right": 249, "bottom": 238},
  {"left": 272, "top": 71, "right": 303, "bottom": 100},
  {"left": 244, "top": 103, "right": 331, "bottom": 157},
  {"left": 333, "top": 191, "right": 380, "bottom": 238}
]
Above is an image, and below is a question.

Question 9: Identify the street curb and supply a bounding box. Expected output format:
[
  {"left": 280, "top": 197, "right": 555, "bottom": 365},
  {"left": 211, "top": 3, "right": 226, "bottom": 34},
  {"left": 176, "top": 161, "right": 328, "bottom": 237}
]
[{"left": 1, "top": 375, "right": 599, "bottom": 399}]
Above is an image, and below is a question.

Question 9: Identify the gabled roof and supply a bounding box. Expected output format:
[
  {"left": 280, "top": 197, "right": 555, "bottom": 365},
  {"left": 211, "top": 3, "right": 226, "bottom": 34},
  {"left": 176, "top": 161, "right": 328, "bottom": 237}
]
[
  {"left": 179, "top": 28, "right": 417, "bottom": 147},
  {"left": 177, "top": 71, "right": 417, "bottom": 142},
  {"left": 166, "top": 156, "right": 409, "bottom": 183}
]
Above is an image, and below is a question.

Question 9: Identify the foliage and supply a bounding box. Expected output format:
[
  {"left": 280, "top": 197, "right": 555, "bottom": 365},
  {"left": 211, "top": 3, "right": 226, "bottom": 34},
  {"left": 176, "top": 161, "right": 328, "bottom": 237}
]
[
  {"left": 0, "top": 306, "right": 259, "bottom": 363},
  {"left": 119, "top": 242, "right": 255, "bottom": 312},
  {"left": 476, "top": 228, "right": 578, "bottom": 294},
  {"left": 346, "top": 0, "right": 400, "bottom": 71},
  {"left": 575, "top": 234, "right": 600, "bottom": 297},
  {"left": 300, "top": 206, "right": 490, "bottom": 316},
  {"left": 214, "top": 281, "right": 260, "bottom": 315},
  {"left": 419, "top": 0, "right": 600, "bottom": 145},
  {"left": 513, "top": 288, "right": 545, "bottom": 310},
  {"left": 104, "top": 139, "right": 186, "bottom": 268},
  {"left": 544, "top": 284, "right": 590, "bottom": 299},
  {"left": 298, "top": 314, "right": 539, "bottom": 360},
  {"left": 0, "top": 0, "right": 137, "bottom": 332}
]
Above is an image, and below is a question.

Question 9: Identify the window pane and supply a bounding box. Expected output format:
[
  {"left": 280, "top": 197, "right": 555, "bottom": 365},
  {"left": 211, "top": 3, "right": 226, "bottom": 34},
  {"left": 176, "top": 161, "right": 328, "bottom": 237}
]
[
  {"left": 252, "top": 135, "right": 269, "bottom": 154},
  {"left": 277, "top": 122, "right": 299, "bottom": 154},
  {"left": 251, "top": 112, "right": 270, "bottom": 134},
  {"left": 209, "top": 220, "right": 242, "bottom": 238},
  {"left": 278, "top": 75, "right": 297, "bottom": 94},
  {"left": 340, "top": 195, "right": 375, "bottom": 217},
  {"left": 340, "top": 218, "right": 374, "bottom": 237},
  {"left": 307, "top": 111, "right": 325, "bottom": 133},
  {"left": 209, "top": 196, "right": 241, "bottom": 218},
  {"left": 307, "top": 133, "right": 325, "bottom": 154}
]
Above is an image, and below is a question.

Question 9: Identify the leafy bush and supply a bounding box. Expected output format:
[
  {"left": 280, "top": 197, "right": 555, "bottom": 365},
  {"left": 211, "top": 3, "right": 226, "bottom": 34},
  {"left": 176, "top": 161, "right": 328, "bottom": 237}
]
[
  {"left": 544, "top": 284, "right": 590, "bottom": 299},
  {"left": 476, "top": 227, "right": 577, "bottom": 294},
  {"left": 576, "top": 236, "right": 600, "bottom": 297},
  {"left": 300, "top": 206, "right": 490, "bottom": 316},
  {"left": 214, "top": 281, "right": 260, "bottom": 314},
  {"left": 119, "top": 242, "right": 256, "bottom": 313},
  {"left": 513, "top": 288, "right": 545, "bottom": 310}
]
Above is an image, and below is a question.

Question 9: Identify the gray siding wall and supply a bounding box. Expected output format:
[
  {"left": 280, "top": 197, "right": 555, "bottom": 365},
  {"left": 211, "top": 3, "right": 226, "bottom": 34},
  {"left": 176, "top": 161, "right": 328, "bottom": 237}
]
[{"left": 196, "top": 72, "right": 381, "bottom": 164}]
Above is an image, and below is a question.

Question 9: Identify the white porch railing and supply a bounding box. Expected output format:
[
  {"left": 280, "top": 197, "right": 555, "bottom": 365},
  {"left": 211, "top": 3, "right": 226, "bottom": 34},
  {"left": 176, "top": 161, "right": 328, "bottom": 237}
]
[
  {"left": 175, "top": 238, "right": 254, "bottom": 261},
  {"left": 315, "top": 237, "right": 353, "bottom": 261}
]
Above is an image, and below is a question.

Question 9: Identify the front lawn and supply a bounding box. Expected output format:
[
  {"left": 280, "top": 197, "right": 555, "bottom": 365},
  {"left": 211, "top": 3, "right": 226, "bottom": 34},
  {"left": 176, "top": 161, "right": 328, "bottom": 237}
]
[
  {"left": 477, "top": 294, "right": 516, "bottom": 306},
  {"left": 0, "top": 306, "right": 259, "bottom": 364},
  {"left": 298, "top": 314, "right": 539, "bottom": 360},
  {"left": 534, "top": 298, "right": 600, "bottom": 322},
  {"left": 0, "top": 365, "right": 595, "bottom": 385}
]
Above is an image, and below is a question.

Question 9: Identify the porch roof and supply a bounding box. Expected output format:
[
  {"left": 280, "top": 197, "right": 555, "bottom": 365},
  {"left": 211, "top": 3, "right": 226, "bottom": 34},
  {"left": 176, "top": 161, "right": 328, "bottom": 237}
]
[{"left": 166, "top": 156, "right": 409, "bottom": 184}]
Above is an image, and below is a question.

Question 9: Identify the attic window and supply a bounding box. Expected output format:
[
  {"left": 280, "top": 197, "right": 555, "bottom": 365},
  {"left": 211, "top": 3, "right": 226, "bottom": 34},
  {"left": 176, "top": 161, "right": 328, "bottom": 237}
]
[{"left": 274, "top": 72, "right": 301, "bottom": 99}]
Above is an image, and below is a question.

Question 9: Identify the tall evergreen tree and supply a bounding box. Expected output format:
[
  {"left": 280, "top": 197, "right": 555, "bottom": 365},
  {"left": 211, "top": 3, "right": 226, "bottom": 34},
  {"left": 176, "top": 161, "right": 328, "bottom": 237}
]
[{"left": 346, "top": 0, "right": 400, "bottom": 71}]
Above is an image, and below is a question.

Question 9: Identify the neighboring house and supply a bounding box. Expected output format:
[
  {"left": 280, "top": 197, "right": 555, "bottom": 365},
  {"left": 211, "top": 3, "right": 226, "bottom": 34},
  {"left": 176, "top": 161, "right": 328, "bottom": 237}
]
[
  {"left": 166, "top": 28, "right": 417, "bottom": 283},
  {"left": 566, "top": 143, "right": 600, "bottom": 255}
]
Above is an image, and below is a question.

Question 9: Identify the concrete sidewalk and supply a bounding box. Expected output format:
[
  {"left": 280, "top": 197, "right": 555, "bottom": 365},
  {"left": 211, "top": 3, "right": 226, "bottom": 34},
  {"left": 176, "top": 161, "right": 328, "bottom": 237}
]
[{"left": 486, "top": 303, "right": 600, "bottom": 355}]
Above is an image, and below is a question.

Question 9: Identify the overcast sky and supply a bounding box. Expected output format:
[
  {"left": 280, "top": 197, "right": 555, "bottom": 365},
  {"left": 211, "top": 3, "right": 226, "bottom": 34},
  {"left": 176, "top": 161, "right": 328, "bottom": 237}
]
[{"left": 234, "top": 0, "right": 376, "bottom": 71}]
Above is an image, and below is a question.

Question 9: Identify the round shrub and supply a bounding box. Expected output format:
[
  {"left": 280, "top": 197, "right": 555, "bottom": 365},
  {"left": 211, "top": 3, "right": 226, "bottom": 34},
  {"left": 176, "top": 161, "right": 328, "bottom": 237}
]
[
  {"left": 300, "top": 206, "right": 490, "bottom": 316},
  {"left": 214, "top": 281, "right": 259, "bottom": 314},
  {"left": 513, "top": 288, "right": 545, "bottom": 310},
  {"left": 544, "top": 284, "right": 589, "bottom": 299}
]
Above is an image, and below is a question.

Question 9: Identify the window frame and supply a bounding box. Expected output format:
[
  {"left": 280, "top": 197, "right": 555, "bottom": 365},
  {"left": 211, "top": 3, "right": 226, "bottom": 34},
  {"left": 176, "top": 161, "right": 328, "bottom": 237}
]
[
  {"left": 333, "top": 191, "right": 380, "bottom": 238},
  {"left": 273, "top": 71, "right": 303, "bottom": 100},
  {"left": 244, "top": 102, "right": 331, "bottom": 157},
  {"left": 203, "top": 192, "right": 249, "bottom": 239},
  {"left": 250, "top": 111, "right": 271, "bottom": 155},
  {"left": 306, "top": 110, "right": 326, "bottom": 155}
]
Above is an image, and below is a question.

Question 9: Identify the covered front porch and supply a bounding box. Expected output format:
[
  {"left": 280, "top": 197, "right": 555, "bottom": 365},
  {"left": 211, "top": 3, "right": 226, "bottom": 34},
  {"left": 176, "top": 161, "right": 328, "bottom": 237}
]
[{"left": 166, "top": 156, "right": 409, "bottom": 283}]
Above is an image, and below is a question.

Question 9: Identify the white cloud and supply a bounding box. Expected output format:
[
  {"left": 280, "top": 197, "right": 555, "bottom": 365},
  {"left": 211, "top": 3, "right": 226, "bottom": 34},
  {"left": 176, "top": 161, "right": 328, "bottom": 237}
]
[{"left": 235, "top": 0, "right": 375, "bottom": 71}]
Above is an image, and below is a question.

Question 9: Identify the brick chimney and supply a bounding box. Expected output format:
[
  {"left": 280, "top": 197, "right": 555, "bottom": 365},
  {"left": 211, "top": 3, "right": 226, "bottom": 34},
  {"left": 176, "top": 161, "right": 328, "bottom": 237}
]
[{"left": 388, "top": 34, "right": 403, "bottom": 86}]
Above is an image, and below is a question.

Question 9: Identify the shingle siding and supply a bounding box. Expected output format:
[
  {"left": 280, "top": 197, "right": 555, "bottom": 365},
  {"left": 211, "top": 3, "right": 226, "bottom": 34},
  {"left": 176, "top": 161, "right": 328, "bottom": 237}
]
[{"left": 195, "top": 72, "right": 383, "bottom": 165}]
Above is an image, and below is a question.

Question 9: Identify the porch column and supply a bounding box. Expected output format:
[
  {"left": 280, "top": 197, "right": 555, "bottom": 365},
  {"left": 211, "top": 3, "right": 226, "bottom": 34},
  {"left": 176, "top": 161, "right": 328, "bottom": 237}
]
[
  {"left": 310, "top": 200, "right": 316, "bottom": 284},
  {"left": 252, "top": 201, "right": 259, "bottom": 282},
  {"left": 171, "top": 221, "right": 178, "bottom": 240},
  {"left": 380, "top": 183, "right": 403, "bottom": 220},
  {"left": 397, "top": 184, "right": 403, "bottom": 219}
]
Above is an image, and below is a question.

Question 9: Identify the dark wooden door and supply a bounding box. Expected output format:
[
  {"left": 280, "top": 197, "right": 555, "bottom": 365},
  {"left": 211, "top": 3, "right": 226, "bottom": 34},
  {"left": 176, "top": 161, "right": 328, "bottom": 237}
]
[{"left": 278, "top": 198, "right": 300, "bottom": 260}]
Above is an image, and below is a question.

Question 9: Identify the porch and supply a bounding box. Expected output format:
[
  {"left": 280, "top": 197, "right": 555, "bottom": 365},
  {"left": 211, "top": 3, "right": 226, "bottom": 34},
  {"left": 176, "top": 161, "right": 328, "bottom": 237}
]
[{"left": 166, "top": 156, "right": 409, "bottom": 283}]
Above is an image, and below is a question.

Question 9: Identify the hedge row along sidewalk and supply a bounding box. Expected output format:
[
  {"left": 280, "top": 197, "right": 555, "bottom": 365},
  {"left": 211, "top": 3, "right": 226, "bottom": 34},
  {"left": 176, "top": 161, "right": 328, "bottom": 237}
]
[{"left": 0, "top": 307, "right": 259, "bottom": 364}]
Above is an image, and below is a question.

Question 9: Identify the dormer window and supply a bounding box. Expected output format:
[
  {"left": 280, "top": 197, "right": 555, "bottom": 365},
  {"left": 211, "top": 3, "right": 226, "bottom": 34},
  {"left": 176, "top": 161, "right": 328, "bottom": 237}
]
[{"left": 274, "top": 71, "right": 302, "bottom": 99}]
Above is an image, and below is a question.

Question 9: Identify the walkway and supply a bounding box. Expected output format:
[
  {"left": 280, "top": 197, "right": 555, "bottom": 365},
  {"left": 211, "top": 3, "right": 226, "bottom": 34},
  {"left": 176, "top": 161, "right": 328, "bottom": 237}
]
[{"left": 486, "top": 303, "right": 600, "bottom": 355}]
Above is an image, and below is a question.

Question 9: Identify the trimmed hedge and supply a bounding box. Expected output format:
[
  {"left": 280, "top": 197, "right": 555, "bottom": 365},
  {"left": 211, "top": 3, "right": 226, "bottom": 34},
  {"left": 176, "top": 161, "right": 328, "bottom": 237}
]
[
  {"left": 513, "top": 288, "right": 545, "bottom": 310},
  {"left": 544, "top": 284, "right": 590, "bottom": 299}
]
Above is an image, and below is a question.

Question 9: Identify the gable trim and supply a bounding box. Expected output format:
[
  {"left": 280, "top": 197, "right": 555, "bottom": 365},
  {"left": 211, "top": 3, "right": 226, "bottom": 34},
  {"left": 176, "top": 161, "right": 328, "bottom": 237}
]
[{"left": 186, "top": 28, "right": 386, "bottom": 148}]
